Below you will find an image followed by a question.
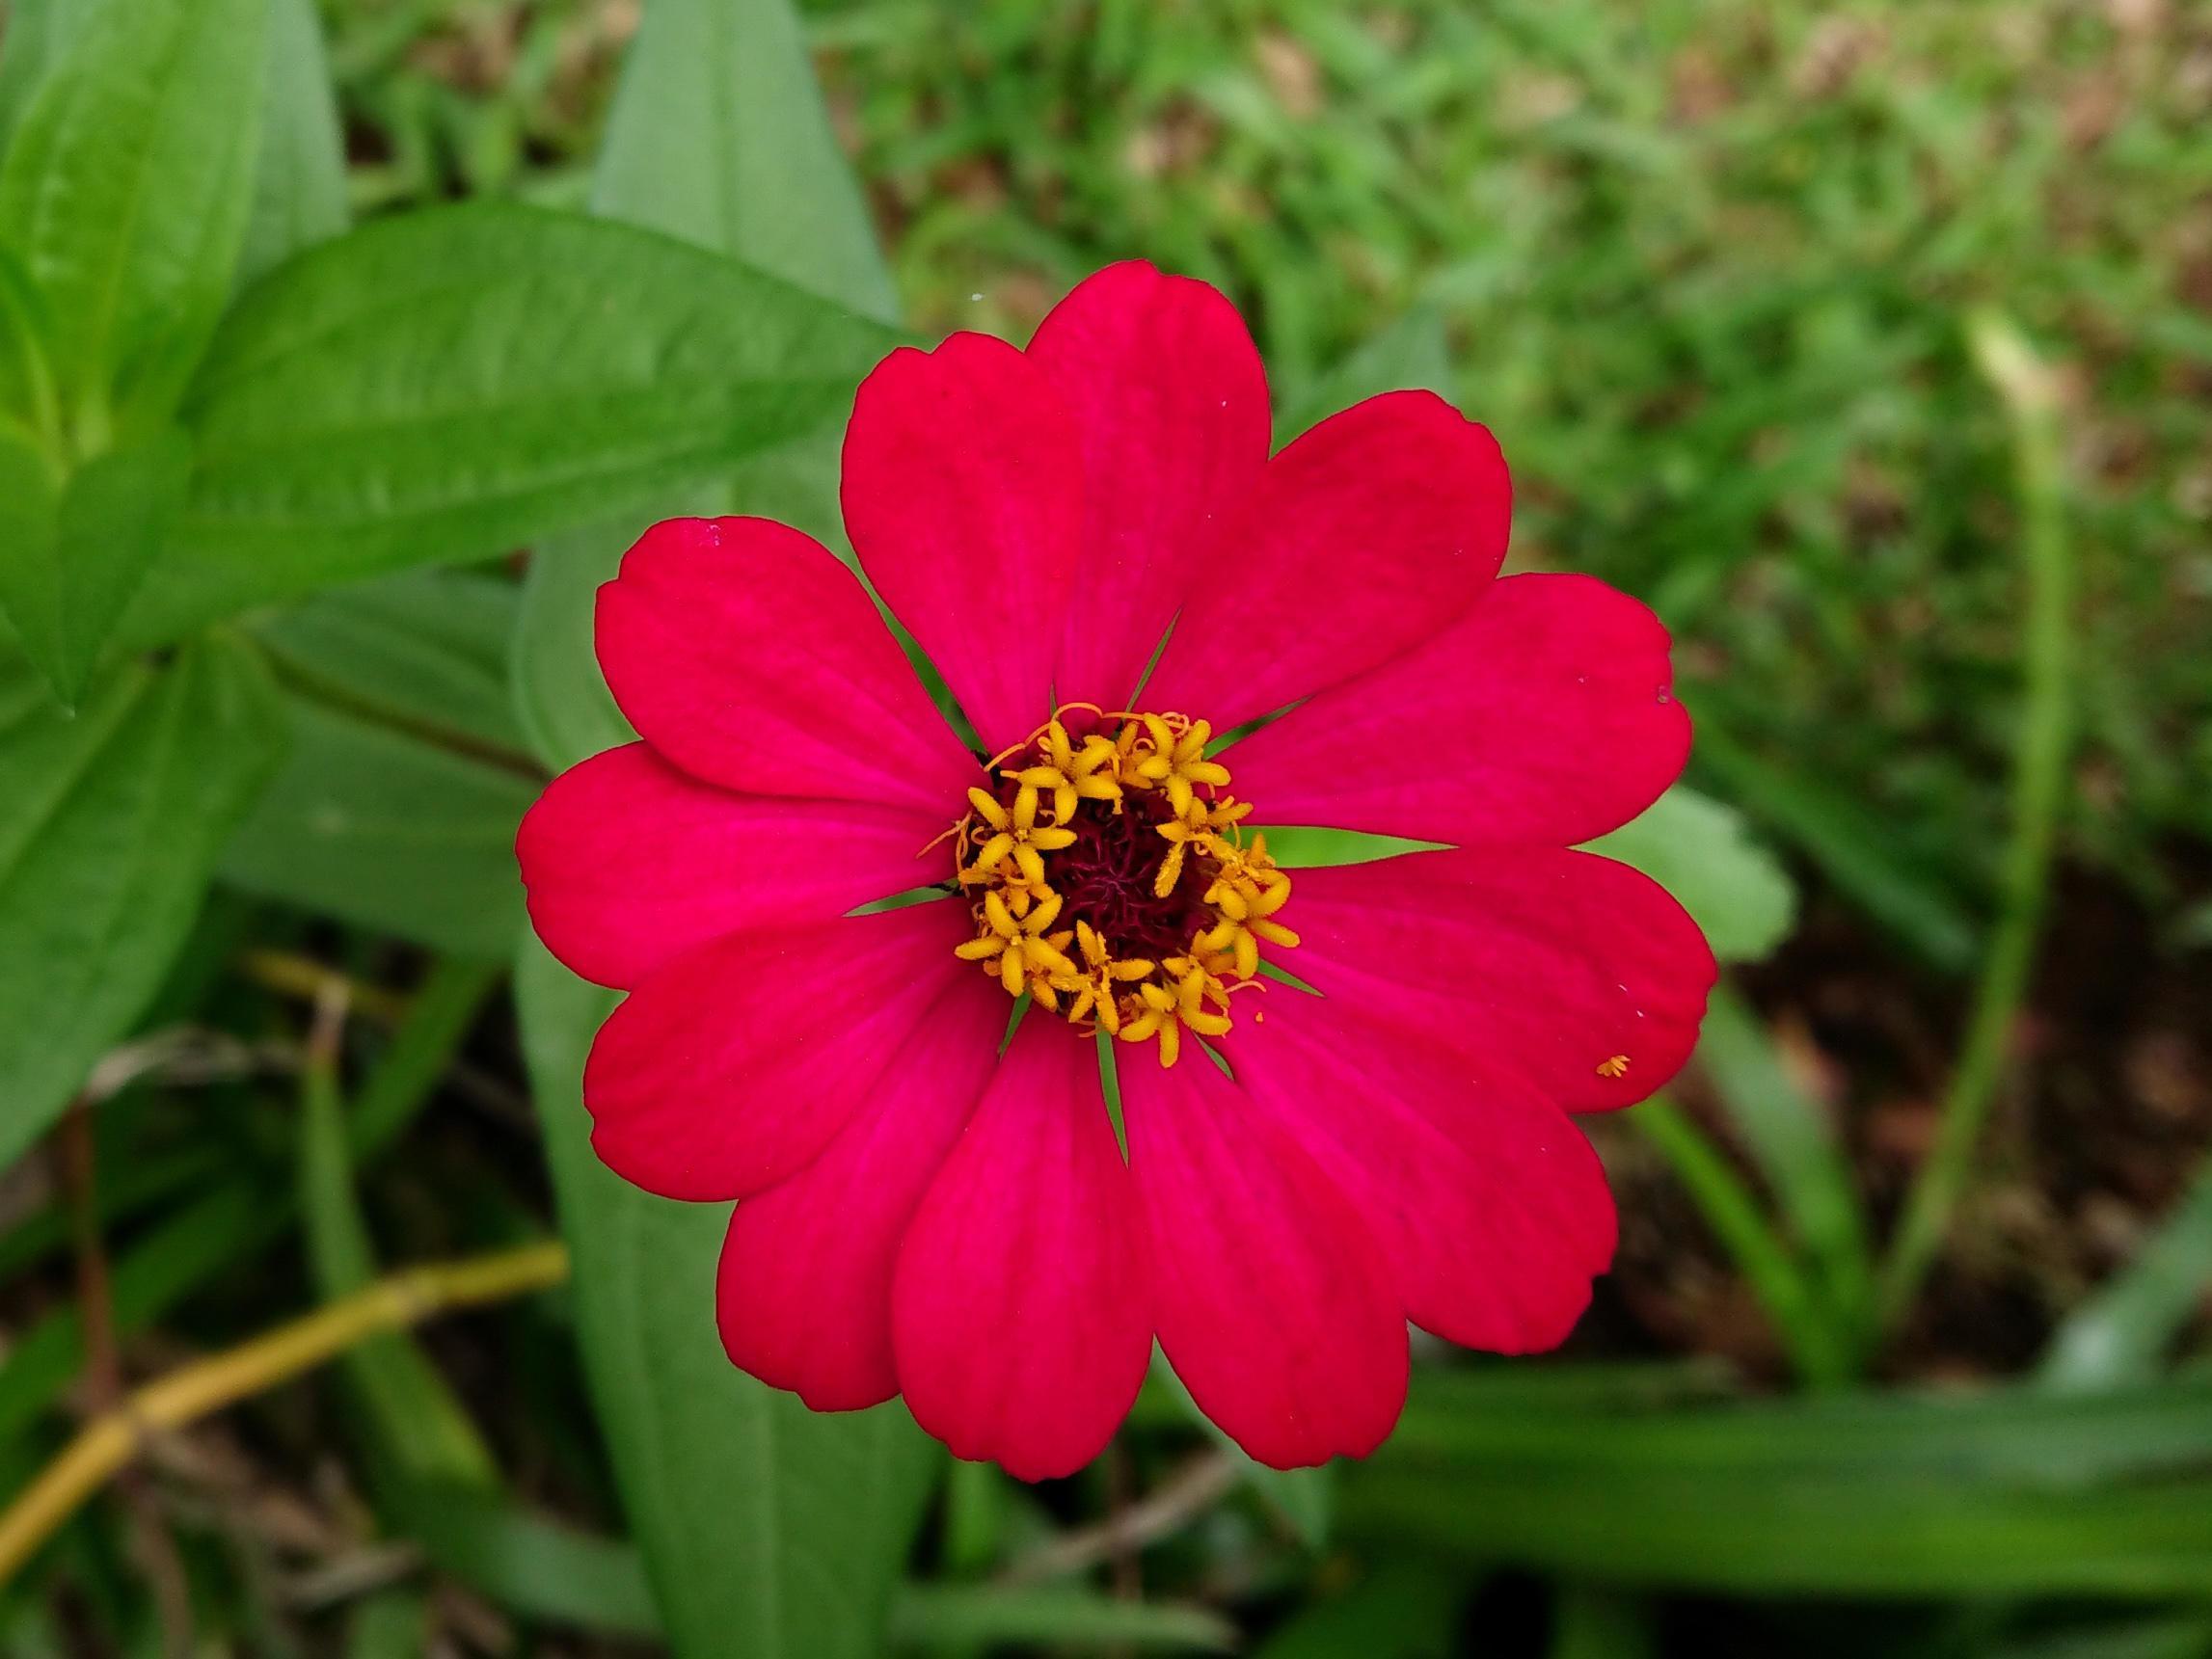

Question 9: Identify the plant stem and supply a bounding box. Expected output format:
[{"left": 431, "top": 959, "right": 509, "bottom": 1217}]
[
  {"left": 0, "top": 1242, "right": 569, "bottom": 1585},
  {"left": 1875, "top": 310, "right": 2073, "bottom": 1331},
  {"left": 57, "top": 1098, "right": 196, "bottom": 1654},
  {"left": 238, "top": 948, "right": 411, "bottom": 1026},
  {"left": 1634, "top": 1097, "right": 1850, "bottom": 1388},
  {"left": 998, "top": 1454, "right": 1239, "bottom": 1587}
]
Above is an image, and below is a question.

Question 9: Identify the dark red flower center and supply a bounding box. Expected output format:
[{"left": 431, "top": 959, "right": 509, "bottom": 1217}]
[{"left": 947, "top": 707, "right": 1299, "bottom": 1068}]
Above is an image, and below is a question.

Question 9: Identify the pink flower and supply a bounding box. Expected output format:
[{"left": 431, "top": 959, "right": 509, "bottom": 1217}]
[{"left": 517, "top": 263, "right": 1715, "bottom": 1479}]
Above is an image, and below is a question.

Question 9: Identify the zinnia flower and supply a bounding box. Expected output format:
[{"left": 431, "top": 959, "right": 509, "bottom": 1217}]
[{"left": 517, "top": 263, "right": 1715, "bottom": 1478}]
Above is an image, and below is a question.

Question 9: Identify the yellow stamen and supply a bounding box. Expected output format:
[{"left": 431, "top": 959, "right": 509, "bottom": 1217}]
[{"left": 948, "top": 703, "right": 1298, "bottom": 1069}]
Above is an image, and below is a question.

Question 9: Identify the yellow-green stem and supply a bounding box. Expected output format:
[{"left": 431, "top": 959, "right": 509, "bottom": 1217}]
[
  {"left": 1875, "top": 310, "right": 2073, "bottom": 1331},
  {"left": 0, "top": 1241, "right": 568, "bottom": 1584}
]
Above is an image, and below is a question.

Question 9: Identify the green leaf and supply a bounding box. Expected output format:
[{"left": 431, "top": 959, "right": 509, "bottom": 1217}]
[
  {"left": 891, "top": 1586, "right": 1237, "bottom": 1654},
  {"left": 0, "top": 244, "right": 59, "bottom": 436},
  {"left": 0, "top": 633, "right": 283, "bottom": 1169},
  {"left": 0, "top": 432, "right": 62, "bottom": 654},
  {"left": 237, "top": 0, "right": 347, "bottom": 287},
  {"left": 124, "top": 201, "right": 895, "bottom": 644},
  {"left": 516, "top": 941, "right": 940, "bottom": 1658},
  {"left": 1586, "top": 783, "right": 1797, "bottom": 965},
  {"left": 1251, "top": 1563, "right": 1461, "bottom": 1659},
  {"left": 1343, "top": 1371, "right": 2212, "bottom": 1598},
  {"left": 0, "top": 0, "right": 68, "bottom": 149},
  {"left": 0, "top": 0, "right": 268, "bottom": 427},
  {"left": 1689, "top": 986, "right": 1875, "bottom": 1361},
  {"left": 0, "top": 0, "right": 118, "bottom": 153},
  {"left": 939, "top": 1456, "right": 1010, "bottom": 1574},
  {"left": 511, "top": 522, "right": 634, "bottom": 770},
  {"left": 384, "top": 1488, "right": 662, "bottom": 1638},
  {"left": 1632, "top": 1095, "right": 1849, "bottom": 1389},
  {"left": 1256, "top": 824, "right": 1435, "bottom": 870},
  {"left": 0, "top": 426, "right": 189, "bottom": 707},
  {"left": 514, "top": 433, "right": 863, "bottom": 772},
  {"left": 297, "top": 1037, "right": 500, "bottom": 1492},
  {"left": 2040, "top": 1154, "right": 2212, "bottom": 1392},
  {"left": 589, "top": 0, "right": 899, "bottom": 322},
  {"left": 512, "top": 0, "right": 901, "bottom": 771},
  {"left": 256, "top": 569, "right": 528, "bottom": 754},
  {"left": 220, "top": 696, "right": 535, "bottom": 957}
]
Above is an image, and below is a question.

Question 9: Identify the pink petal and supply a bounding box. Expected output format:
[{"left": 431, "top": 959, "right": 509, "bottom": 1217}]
[
  {"left": 843, "top": 334, "right": 1083, "bottom": 754},
  {"left": 1227, "top": 574, "right": 1690, "bottom": 846},
  {"left": 1027, "top": 262, "right": 1272, "bottom": 707},
  {"left": 583, "top": 900, "right": 972, "bottom": 1202},
  {"left": 715, "top": 973, "right": 1006, "bottom": 1411},
  {"left": 1143, "top": 390, "right": 1509, "bottom": 731},
  {"left": 893, "top": 1021, "right": 1150, "bottom": 1481},
  {"left": 596, "top": 516, "right": 979, "bottom": 817},
  {"left": 1288, "top": 847, "right": 1716, "bottom": 1112},
  {"left": 1227, "top": 999, "right": 1614, "bottom": 1352},
  {"left": 1120, "top": 1053, "right": 1407, "bottom": 1469},
  {"left": 518, "top": 743, "right": 947, "bottom": 990}
]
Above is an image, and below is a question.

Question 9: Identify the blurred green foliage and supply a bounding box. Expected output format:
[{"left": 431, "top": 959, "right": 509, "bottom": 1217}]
[{"left": 320, "top": 0, "right": 2212, "bottom": 916}]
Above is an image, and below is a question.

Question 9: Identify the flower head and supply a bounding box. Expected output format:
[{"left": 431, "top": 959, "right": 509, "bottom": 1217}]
[{"left": 518, "top": 262, "right": 1715, "bottom": 1480}]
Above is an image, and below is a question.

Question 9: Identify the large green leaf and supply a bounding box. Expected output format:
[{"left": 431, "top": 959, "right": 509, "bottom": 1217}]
[
  {"left": 236, "top": 0, "right": 348, "bottom": 286},
  {"left": 589, "top": 0, "right": 898, "bottom": 321},
  {"left": 517, "top": 942, "right": 940, "bottom": 1657},
  {"left": 0, "top": 633, "right": 283, "bottom": 1169},
  {"left": 1343, "top": 1370, "right": 2212, "bottom": 1598},
  {"left": 0, "top": 0, "right": 116, "bottom": 151},
  {"left": 223, "top": 570, "right": 535, "bottom": 952},
  {"left": 120, "top": 201, "right": 895, "bottom": 645},
  {"left": 0, "top": 0, "right": 67, "bottom": 148},
  {"left": 0, "top": 432, "right": 62, "bottom": 653},
  {"left": 0, "top": 425, "right": 189, "bottom": 706},
  {"left": 256, "top": 569, "right": 528, "bottom": 754},
  {"left": 0, "top": 0, "right": 267, "bottom": 427},
  {"left": 0, "top": 245, "right": 56, "bottom": 435},
  {"left": 511, "top": 0, "right": 901, "bottom": 771},
  {"left": 220, "top": 696, "right": 535, "bottom": 957},
  {"left": 510, "top": 521, "right": 635, "bottom": 771}
]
